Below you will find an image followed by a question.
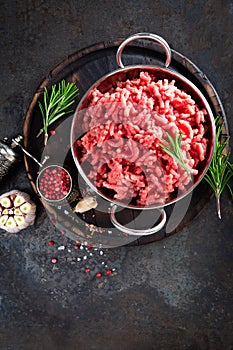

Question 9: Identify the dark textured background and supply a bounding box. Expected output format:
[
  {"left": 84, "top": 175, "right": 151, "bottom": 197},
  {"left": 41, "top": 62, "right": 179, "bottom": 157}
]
[{"left": 0, "top": 1, "right": 233, "bottom": 349}]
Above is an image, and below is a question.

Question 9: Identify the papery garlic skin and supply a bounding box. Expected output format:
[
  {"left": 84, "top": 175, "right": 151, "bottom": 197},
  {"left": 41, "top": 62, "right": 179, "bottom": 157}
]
[{"left": 74, "top": 196, "right": 97, "bottom": 214}]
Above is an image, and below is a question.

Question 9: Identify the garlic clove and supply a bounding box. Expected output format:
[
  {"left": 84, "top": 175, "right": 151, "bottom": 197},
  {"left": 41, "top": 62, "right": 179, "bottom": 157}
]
[
  {"left": 14, "top": 195, "right": 26, "bottom": 207},
  {"left": 0, "top": 215, "right": 8, "bottom": 226},
  {"left": 74, "top": 196, "right": 97, "bottom": 213},
  {"left": 14, "top": 215, "right": 25, "bottom": 226},
  {"left": 6, "top": 217, "right": 17, "bottom": 229},
  {"left": 0, "top": 197, "right": 12, "bottom": 208},
  {"left": 14, "top": 208, "right": 23, "bottom": 215},
  {"left": 20, "top": 202, "right": 32, "bottom": 214}
]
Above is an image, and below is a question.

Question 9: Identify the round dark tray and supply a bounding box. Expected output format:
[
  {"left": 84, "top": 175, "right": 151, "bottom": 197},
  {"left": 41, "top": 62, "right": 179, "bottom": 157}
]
[{"left": 23, "top": 39, "right": 228, "bottom": 247}]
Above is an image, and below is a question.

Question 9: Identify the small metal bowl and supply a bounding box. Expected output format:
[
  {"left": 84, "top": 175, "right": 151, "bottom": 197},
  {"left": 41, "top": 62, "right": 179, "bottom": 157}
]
[{"left": 36, "top": 165, "right": 73, "bottom": 205}]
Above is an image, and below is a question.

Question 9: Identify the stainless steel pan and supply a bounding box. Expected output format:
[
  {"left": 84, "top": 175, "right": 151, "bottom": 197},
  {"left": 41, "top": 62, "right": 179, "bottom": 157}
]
[{"left": 71, "top": 33, "right": 215, "bottom": 235}]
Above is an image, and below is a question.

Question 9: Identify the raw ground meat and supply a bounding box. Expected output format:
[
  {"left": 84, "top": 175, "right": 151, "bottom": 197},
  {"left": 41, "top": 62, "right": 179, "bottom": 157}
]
[{"left": 74, "top": 71, "right": 209, "bottom": 206}]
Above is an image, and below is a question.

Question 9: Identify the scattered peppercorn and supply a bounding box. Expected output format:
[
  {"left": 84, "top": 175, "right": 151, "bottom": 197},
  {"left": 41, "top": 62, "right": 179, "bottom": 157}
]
[{"left": 96, "top": 272, "right": 102, "bottom": 279}]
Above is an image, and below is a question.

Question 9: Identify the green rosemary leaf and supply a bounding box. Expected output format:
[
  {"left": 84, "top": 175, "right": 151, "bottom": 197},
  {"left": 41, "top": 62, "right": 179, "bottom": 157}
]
[
  {"left": 205, "top": 174, "right": 216, "bottom": 189},
  {"left": 38, "top": 101, "right": 46, "bottom": 127},
  {"left": 48, "top": 111, "right": 71, "bottom": 125},
  {"left": 43, "top": 87, "right": 49, "bottom": 114},
  {"left": 159, "top": 145, "right": 183, "bottom": 166},
  {"left": 227, "top": 184, "right": 233, "bottom": 199},
  {"left": 166, "top": 132, "right": 177, "bottom": 150},
  {"left": 37, "top": 80, "right": 79, "bottom": 145}
]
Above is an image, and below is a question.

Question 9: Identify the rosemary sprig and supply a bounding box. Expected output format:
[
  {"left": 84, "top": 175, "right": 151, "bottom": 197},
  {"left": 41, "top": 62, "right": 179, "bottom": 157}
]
[
  {"left": 205, "top": 117, "right": 233, "bottom": 219},
  {"left": 37, "top": 80, "right": 79, "bottom": 145},
  {"left": 227, "top": 162, "right": 233, "bottom": 200},
  {"left": 159, "top": 131, "right": 190, "bottom": 173}
]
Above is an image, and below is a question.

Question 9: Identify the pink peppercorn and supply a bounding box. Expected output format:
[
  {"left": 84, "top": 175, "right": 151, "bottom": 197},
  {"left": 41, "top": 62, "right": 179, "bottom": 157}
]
[
  {"left": 50, "top": 130, "right": 56, "bottom": 135},
  {"left": 51, "top": 257, "right": 57, "bottom": 264},
  {"left": 48, "top": 240, "right": 55, "bottom": 246},
  {"left": 106, "top": 269, "right": 112, "bottom": 275},
  {"left": 85, "top": 268, "right": 91, "bottom": 273},
  {"left": 96, "top": 272, "right": 102, "bottom": 279}
]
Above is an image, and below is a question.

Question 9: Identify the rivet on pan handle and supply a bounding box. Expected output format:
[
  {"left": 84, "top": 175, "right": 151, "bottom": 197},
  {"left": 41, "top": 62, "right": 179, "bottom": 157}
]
[
  {"left": 116, "top": 32, "right": 172, "bottom": 69},
  {"left": 110, "top": 205, "right": 167, "bottom": 236}
]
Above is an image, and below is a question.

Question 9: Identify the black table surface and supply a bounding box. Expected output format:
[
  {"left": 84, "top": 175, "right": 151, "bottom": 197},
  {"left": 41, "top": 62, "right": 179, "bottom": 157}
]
[{"left": 0, "top": 1, "right": 232, "bottom": 350}]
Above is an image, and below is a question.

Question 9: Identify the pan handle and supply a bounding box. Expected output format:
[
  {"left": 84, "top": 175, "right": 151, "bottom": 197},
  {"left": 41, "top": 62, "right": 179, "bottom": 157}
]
[
  {"left": 116, "top": 32, "right": 172, "bottom": 69},
  {"left": 110, "top": 205, "right": 166, "bottom": 236}
]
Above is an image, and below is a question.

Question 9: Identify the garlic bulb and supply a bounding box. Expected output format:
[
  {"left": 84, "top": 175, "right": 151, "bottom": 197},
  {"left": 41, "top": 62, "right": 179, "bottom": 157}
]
[{"left": 0, "top": 190, "right": 36, "bottom": 233}]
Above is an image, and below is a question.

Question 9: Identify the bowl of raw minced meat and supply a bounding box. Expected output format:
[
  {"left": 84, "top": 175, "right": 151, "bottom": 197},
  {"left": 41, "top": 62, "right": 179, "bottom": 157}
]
[{"left": 70, "top": 33, "right": 215, "bottom": 234}]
